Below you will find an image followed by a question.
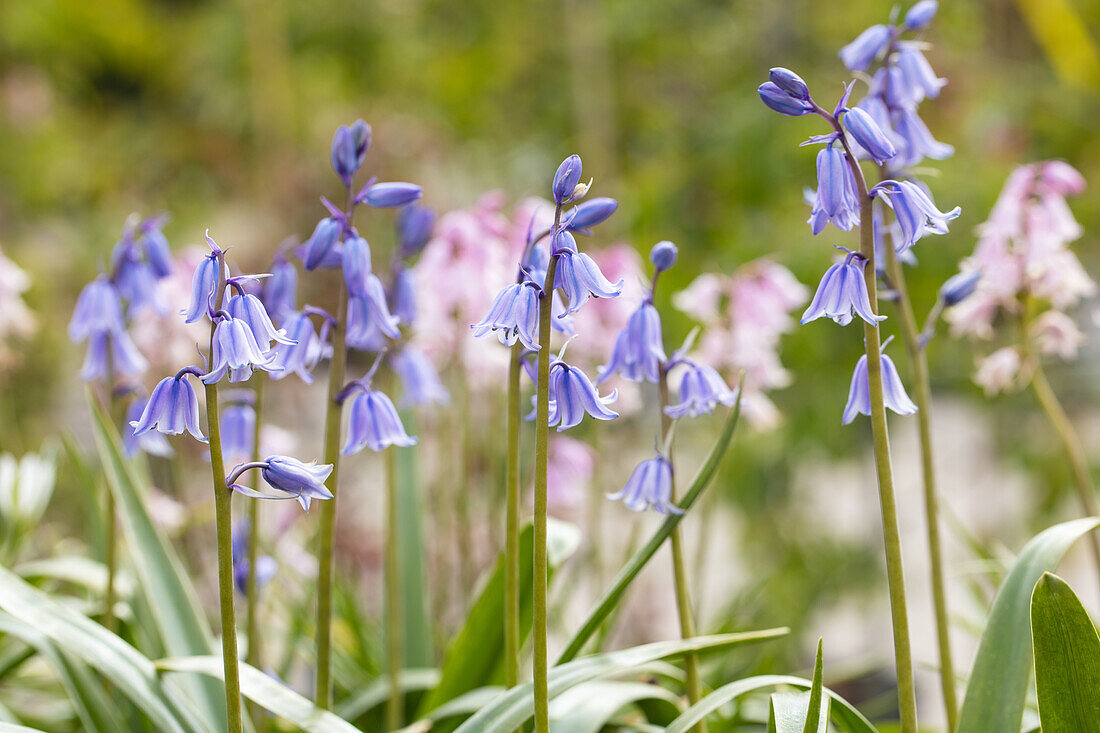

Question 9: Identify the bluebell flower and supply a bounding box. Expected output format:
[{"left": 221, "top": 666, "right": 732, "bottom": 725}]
[
  {"left": 904, "top": 0, "right": 938, "bottom": 30},
  {"left": 553, "top": 231, "right": 624, "bottom": 315},
  {"left": 842, "top": 344, "right": 918, "bottom": 425},
  {"left": 650, "top": 240, "right": 678, "bottom": 272},
  {"left": 256, "top": 456, "right": 334, "bottom": 511},
  {"left": 302, "top": 218, "right": 343, "bottom": 272},
  {"left": 331, "top": 120, "right": 371, "bottom": 186},
  {"left": 876, "top": 180, "right": 960, "bottom": 252},
  {"left": 130, "top": 373, "right": 205, "bottom": 441},
  {"left": 758, "top": 81, "right": 814, "bottom": 116},
  {"left": 261, "top": 258, "right": 298, "bottom": 325},
  {"left": 597, "top": 302, "right": 665, "bottom": 384},
  {"left": 357, "top": 182, "right": 423, "bottom": 209},
  {"left": 219, "top": 394, "right": 256, "bottom": 465},
  {"left": 852, "top": 95, "right": 903, "bottom": 161},
  {"left": 343, "top": 387, "right": 418, "bottom": 454},
  {"left": 664, "top": 361, "right": 739, "bottom": 419},
  {"left": 69, "top": 277, "right": 126, "bottom": 342},
  {"left": 388, "top": 265, "right": 417, "bottom": 326},
  {"left": 808, "top": 145, "right": 861, "bottom": 234},
  {"left": 801, "top": 252, "right": 886, "bottom": 326},
  {"left": 895, "top": 44, "right": 946, "bottom": 104},
  {"left": 270, "top": 312, "right": 323, "bottom": 383},
  {"left": 391, "top": 348, "right": 450, "bottom": 407},
  {"left": 873, "top": 207, "right": 917, "bottom": 272},
  {"left": 184, "top": 248, "right": 224, "bottom": 323},
  {"left": 123, "top": 395, "right": 174, "bottom": 458},
  {"left": 80, "top": 330, "right": 148, "bottom": 382},
  {"left": 892, "top": 108, "right": 953, "bottom": 169},
  {"left": 542, "top": 359, "right": 619, "bottom": 431},
  {"left": 552, "top": 154, "right": 584, "bottom": 205},
  {"left": 397, "top": 203, "right": 435, "bottom": 258},
  {"left": 566, "top": 197, "right": 619, "bottom": 233},
  {"left": 769, "top": 67, "right": 810, "bottom": 100},
  {"left": 226, "top": 293, "right": 295, "bottom": 350},
  {"left": 939, "top": 269, "right": 981, "bottom": 306},
  {"left": 842, "top": 107, "right": 896, "bottom": 164},
  {"left": 346, "top": 275, "right": 402, "bottom": 345},
  {"left": 341, "top": 236, "right": 373, "bottom": 297},
  {"left": 607, "top": 454, "right": 681, "bottom": 515},
  {"left": 114, "top": 259, "right": 162, "bottom": 318},
  {"left": 202, "top": 316, "right": 280, "bottom": 384},
  {"left": 233, "top": 549, "right": 276, "bottom": 597},
  {"left": 138, "top": 216, "right": 174, "bottom": 279},
  {"left": 471, "top": 281, "right": 541, "bottom": 351},
  {"left": 839, "top": 24, "right": 892, "bottom": 71}
]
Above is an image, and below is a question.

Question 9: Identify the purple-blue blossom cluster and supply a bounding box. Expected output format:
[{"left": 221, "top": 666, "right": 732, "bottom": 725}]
[{"left": 758, "top": 1, "right": 962, "bottom": 423}]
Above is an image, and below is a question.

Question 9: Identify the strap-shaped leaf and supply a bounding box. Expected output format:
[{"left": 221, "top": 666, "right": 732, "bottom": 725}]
[{"left": 1031, "top": 572, "right": 1100, "bottom": 732}]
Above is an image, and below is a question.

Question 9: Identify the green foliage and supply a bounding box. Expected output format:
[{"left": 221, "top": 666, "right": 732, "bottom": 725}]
[{"left": 1030, "top": 573, "right": 1100, "bottom": 733}]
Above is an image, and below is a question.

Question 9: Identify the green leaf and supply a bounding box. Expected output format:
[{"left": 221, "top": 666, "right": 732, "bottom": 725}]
[
  {"left": 88, "top": 396, "right": 226, "bottom": 731},
  {"left": 802, "top": 638, "right": 826, "bottom": 733},
  {"left": 452, "top": 629, "right": 787, "bottom": 733},
  {"left": 0, "top": 566, "right": 207, "bottom": 733},
  {"left": 769, "top": 691, "right": 829, "bottom": 733},
  {"left": 665, "top": 674, "right": 876, "bottom": 733},
  {"left": 1031, "top": 572, "right": 1100, "bottom": 732},
  {"left": 557, "top": 398, "right": 741, "bottom": 664},
  {"left": 335, "top": 668, "right": 440, "bottom": 721},
  {"left": 549, "top": 680, "right": 681, "bottom": 733},
  {"left": 419, "top": 517, "right": 581, "bottom": 714},
  {"left": 957, "top": 517, "right": 1100, "bottom": 733},
  {"left": 156, "top": 656, "right": 361, "bottom": 733},
  {"left": 16, "top": 555, "right": 133, "bottom": 598},
  {"left": 394, "top": 411, "right": 433, "bottom": 669}
]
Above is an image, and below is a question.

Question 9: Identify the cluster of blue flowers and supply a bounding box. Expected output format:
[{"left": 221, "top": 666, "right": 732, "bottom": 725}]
[{"left": 759, "top": 0, "right": 968, "bottom": 423}]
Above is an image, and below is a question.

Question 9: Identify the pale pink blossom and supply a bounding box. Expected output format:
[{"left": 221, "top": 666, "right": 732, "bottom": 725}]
[
  {"left": 1038, "top": 160, "right": 1087, "bottom": 196},
  {"left": 545, "top": 435, "right": 595, "bottom": 511},
  {"left": 974, "top": 347, "right": 1022, "bottom": 396},
  {"left": 1030, "top": 311, "right": 1084, "bottom": 361},
  {"left": 0, "top": 247, "right": 36, "bottom": 368}
]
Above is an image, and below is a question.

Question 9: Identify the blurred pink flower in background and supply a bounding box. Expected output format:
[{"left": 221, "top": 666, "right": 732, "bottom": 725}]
[
  {"left": 544, "top": 435, "right": 595, "bottom": 511},
  {"left": 974, "top": 347, "right": 1022, "bottom": 396},
  {"left": 1030, "top": 311, "right": 1084, "bottom": 361},
  {"left": 131, "top": 246, "right": 211, "bottom": 375}
]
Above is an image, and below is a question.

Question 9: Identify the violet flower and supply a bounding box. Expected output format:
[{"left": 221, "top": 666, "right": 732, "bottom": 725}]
[
  {"left": 302, "top": 218, "right": 343, "bottom": 272},
  {"left": 607, "top": 454, "right": 682, "bottom": 515},
  {"left": 842, "top": 340, "right": 918, "bottom": 424},
  {"left": 130, "top": 371, "right": 206, "bottom": 441},
  {"left": 801, "top": 251, "right": 885, "bottom": 326},
  {"left": 69, "top": 277, "right": 126, "bottom": 342},
  {"left": 202, "top": 316, "right": 280, "bottom": 384},
  {"left": 331, "top": 120, "right": 371, "bottom": 187},
  {"left": 123, "top": 395, "right": 174, "bottom": 458},
  {"left": 342, "top": 385, "right": 418, "bottom": 454},
  {"left": 391, "top": 348, "right": 450, "bottom": 407},
  {"left": 471, "top": 281, "right": 541, "bottom": 351},
  {"left": 597, "top": 302, "right": 665, "bottom": 384},
  {"left": 252, "top": 456, "right": 334, "bottom": 511},
  {"left": 542, "top": 358, "right": 619, "bottom": 431},
  {"left": 664, "top": 360, "right": 739, "bottom": 419},
  {"left": 839, "top": 24, "right": 892, "bottom": 71},
  {"left": 808, "top": 145, "right": 861, "bottom": 234},
  {"left": 270, "top": 311, "right": 324, "bottom": 384},
  {"left": 875, "top": 179, "right": 960, "bottom": 252},
  {"left": 80, "top": 330, "right": 148, "bottom": 382},
  {"left": 553, "top": 231, "right": 624, "bottom": 315},
  {"left": 226, "top": 293, "right": 295, "bottom": 350},
  {"left": 357, "top": 182, "right": 423, "bottom": 209},
  {"left": 841, "top": 107, "right": 896, "bottom": 164}
]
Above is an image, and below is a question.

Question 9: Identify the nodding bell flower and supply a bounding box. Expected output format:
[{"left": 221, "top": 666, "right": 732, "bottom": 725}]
[
  {"left": 346, "top": 275, "right": 402, "bottom": 344},
  {"left": 226, "top": 293, "right": 295, "bottom": 350},
  {"left": 123, "top": 395, "right": 174, "bottom": 458},
  {"left": 841, "top": 107, "right": 896, "bottom": 164},
  {"left": 397, "top": 203, "right": 435, "bottom": 258},
  {"left": 904, "top": 0, "right": 938, "bottom": 30},
  {"left": 112, "top": 253, "right": 162, "bottom": 318},
  {"left": 650, "top": 240, "right": 678, "bottom": 272},
  {"left": 331, "top": 120, "right": 371, "bottom": 186},
  {"left": 664, "top": 361, "right": 739, "bottom": 419},
  {"left": 553, "top": 231, "right": 624, "bottom": 315},
  {"left": 809, "top": 145, "right": 861, "bottom": 234},
  {"left": 471, "top": 281, "right": 541, "bottom": 351},
  {"left": 130, "top": 371, "right": 206, "bottom": 441},
  {"left": 232, "top": 521, "right": 276, "bottom": 596},
  {"left": 607, "top": 454, "right": 682, "bottom": 515},
  {"left": 552, "top": 154, "right": 584, "bottom": 205},
  {"left": 839, "top": 24, "right": 892, "bottom": 72},
  {"left": 80, "top": 330, "right": 148, "bottom": 382},
  {"left": 357, "top": 182, "right": 423, "bottom": 209},
  {"left": 875, "top": 179, "right": 960, "bottom": 252},
  {"left": 566, "top": 197, "right": 619, "bottom": 233},
  {"left": 801, "top": 251, "right": 886, "bottom": 326},
  {"left": 229, "top": 456, "right": 333, "bottom": 511},
  {"left": 341, "top": 236, "right": 374, "bottom": 297},
  {"left": 939, "top": 269, "right": 981, "bottom": 306},
  {"left": 202, "top": 315, "right": 280, "bottom": 384},
  {"left": 892, "top": 108, "right": 953, "bottom": 169},
  {"left": 261, "top": 258, "right": 298, "bottom": 326},
  {"left": 539, "top": 356, "right": 619, "bottom": 431},
  {"left": 758, "top": 81, "right": 814, "bottom": 116},
  {"left": 270, "top": 311, "right": 324, "bottom": 384},
  {"left": 218, "top": 392, "right": 256, "bottom": 466},
  {"left": 302, "top": 218, "right": 343, "bottom": 272},
  {"left": 184, "top": 239, "right": 226, "bottom": 323},
  {"left": 391, "top": 348, "right": 450, "bottom": 407},
  {"left": 388, "top": 265, "right": 417, "bottom": 326},
  {"left": 895, "top": 44, "right": 946, "bottom": 104},
  {"left": 842, "top": 340, "right": 918, "bottom": 425},
  {"left": 138, "top": 215, "right": 174, "bottom": 279},
  {"left": 69, "top": 277, "right": 126, "bottom": 342},
  {"left": 342, "top": 385, "right": 417, "bottom": 454},
  {"left": 597, "top": 302, "right": 666, "bottom": 384}
]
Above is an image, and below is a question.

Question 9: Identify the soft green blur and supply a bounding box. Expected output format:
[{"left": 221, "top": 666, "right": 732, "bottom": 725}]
[{"left": 2, "top": 0, "right": 1100, "bottom": 698}]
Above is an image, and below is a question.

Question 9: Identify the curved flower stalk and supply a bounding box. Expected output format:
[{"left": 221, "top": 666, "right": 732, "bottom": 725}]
[
  {"left": 944, "top": 161, "right": 1100, "bottom": 589},
  {"left": 128, "top": 232, "right": 333, "bottom": 733},
  {"left": 759, "top": 12, "right": 962, "bottom": 724}
]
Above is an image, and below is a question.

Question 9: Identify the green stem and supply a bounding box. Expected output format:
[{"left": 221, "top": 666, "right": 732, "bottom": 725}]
[
  {"left": 883, "top": 243, "right": 958, "bottom": 731},
  {"left": 385, "top": 438, "right": 403, "bottom": 730},
  {"left": 245, "top": 378, "right": 265, "bottom": 730},
  {"left": 533, "top": 216, "right": 561, "bottom": 733},
  {"left": 103, "top": 365, "right": 122, "bottom": 635},
  {"left": 659, "top": 373, "right": 705, "bottom": 732},
  {"left": 454, "top": 348, "right": 474, "bottom": 599},
  {"left": 1028, "top": 359, "right": 1100, "bottom": 576},
  {"left": 207, "top": 307, "right": 243, "bottom": 732},
  {"left": 315, "top": 278, "right": 348, "bottom": 709},
  {"left": 841, "top": 146, "right": 918, "bottom": 733},
  {"left": 505, "top": 343, "right": 522, "bottom": 689}
]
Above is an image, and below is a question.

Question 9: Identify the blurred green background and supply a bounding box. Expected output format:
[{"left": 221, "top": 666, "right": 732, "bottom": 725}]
[{"left": 2, "top": 0, "right": 1100, "bottom": 719}]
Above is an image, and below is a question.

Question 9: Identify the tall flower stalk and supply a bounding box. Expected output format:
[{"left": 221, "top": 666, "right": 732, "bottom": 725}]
[
  {"left": 504, "top": 342, "right": 523, "bottom": 688},
  {"left": 244, "top": 378, "right": 264, "bottom": 729}
]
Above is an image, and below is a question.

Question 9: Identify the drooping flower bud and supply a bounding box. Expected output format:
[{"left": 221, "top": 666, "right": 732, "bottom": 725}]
[
  {"left": 396, "top": 203, "right": 435, "bottom": 258},
  {"left": 566, "top": 197, "right": 619, "bottom": 232},
  {"left": 939, "top": 269, "right": 981, "bottom": 306},
  {"left": 904, "top": 0, "right": 938, "bottom": 30},
  {"left": 842, "top": 107, "right": 897, "bottom": 164},
  {"left": 769, "top": 67, "right": 810, "bottom": 100},
  {"left": 649, "top": 241, "right": 678, "bottom": 272},
  {"left": 302, "top": 218, "right": 342, "bottom": 271},
  {"left": 358, "top": 182, "right": 423, "bottom": 208},
  {"left": 553, "top": 154, "right": 583, "bottom": 205},
  {"left": 758, "top": 82, "right": 813, "bottom": 116},
  {"left": 838, "top": 24, "right": 892, "bottom": 72},
  {"left": 331, "top": 120, "right": 372, "bottom": 186}
]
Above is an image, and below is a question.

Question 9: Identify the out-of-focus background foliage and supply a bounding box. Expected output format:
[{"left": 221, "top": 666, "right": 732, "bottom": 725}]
[{"left": 2, "top": 0, "right": 1100, "bottom": 723}]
